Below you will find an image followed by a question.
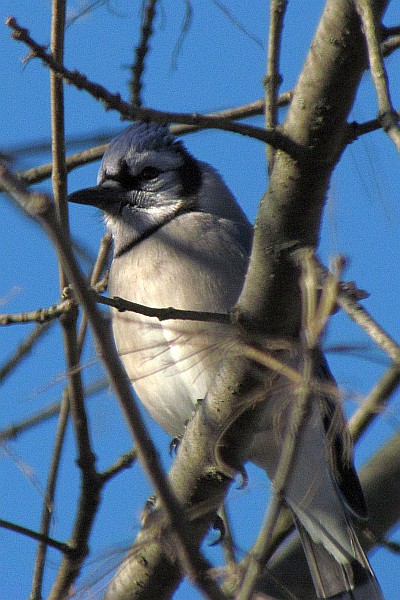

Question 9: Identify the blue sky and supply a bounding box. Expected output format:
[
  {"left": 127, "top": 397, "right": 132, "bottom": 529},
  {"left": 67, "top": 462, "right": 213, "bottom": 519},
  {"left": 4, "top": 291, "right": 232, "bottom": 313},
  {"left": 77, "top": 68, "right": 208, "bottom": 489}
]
[{"left": 1, "top": 1, "right": 400, "bottom": 598}]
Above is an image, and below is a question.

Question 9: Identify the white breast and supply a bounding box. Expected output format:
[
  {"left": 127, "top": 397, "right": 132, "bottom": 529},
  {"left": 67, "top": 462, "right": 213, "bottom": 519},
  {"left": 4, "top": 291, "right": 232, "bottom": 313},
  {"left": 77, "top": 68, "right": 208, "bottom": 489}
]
[{"left": 109, "top": 211, "right": 250, "bottom": 436}]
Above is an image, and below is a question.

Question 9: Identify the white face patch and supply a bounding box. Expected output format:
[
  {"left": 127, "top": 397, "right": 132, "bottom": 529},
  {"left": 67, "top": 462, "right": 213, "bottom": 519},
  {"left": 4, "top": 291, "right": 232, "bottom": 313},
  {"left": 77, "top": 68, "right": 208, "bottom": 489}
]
[{"left": 103, "top": 197, "right": 185, "bottom": 250}]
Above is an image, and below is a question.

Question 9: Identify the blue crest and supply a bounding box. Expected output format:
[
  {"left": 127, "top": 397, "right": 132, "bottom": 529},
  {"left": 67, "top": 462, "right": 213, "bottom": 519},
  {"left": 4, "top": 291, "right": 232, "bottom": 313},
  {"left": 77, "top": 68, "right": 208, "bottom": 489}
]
[{"left": 104, "top": 122, "right": 175, "bottom": 161}]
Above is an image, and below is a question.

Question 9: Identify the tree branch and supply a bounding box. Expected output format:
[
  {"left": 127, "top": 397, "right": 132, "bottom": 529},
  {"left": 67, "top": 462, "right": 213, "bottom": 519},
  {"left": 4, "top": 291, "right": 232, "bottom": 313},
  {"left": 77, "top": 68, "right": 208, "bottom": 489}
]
[
  {"left": 0, "top": 164, "right": 226, "bottom": 600},
  {"left": 349, "top": 362, "right": 400, "bottom": 441},
  {"left": 6, "top": 17, "right": 303, "bottom": 157},
  {"left": 31, "top": 388, "right": 70, "bottom": 599},
  {"left": 0, "top": 322, "right": 52, "bottom": 381},
  {"left": 264, "top": 0, "right": 287, "bottom": 173},
  {"left": 0, "top": 300, "right": 74, "bottom": 325},
  {"left": 130, "top": 0, "right": 157, "bottom": 107},
  {"left": 0, "top": 518, "right": 73, "bottom": 556},
  {"left": 94, "top": 292, "right": 231, "bottom": 324},
  {"left": 355, "top": 0, "right": 400, "bottom": 149},
  {"left": 337, "top": 288, "right": 400, "bottom": 363},
  {"left": 0, "top": 378, "right": 108, "bottom": 442}
]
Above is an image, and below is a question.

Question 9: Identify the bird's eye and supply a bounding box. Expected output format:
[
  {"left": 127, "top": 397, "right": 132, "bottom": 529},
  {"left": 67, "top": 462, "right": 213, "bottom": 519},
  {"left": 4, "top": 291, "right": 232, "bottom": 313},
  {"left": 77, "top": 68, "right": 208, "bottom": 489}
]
[{"left": 139, "top": 167, "right": 161, "bottom": 181}]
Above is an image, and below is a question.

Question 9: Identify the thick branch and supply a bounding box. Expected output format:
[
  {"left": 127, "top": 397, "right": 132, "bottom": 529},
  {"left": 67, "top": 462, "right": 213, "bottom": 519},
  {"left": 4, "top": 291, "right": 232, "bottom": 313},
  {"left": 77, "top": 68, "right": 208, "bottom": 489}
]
[{"left": 238, "top": 0, "right": 385, "bottom": 333}]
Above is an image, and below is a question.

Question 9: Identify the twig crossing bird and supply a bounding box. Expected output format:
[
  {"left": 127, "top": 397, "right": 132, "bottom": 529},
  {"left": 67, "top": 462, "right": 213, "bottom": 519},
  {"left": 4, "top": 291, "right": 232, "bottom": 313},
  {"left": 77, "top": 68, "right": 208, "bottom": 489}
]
[{"left": 69, "top": 122, "right": 383, "bottom": 599}]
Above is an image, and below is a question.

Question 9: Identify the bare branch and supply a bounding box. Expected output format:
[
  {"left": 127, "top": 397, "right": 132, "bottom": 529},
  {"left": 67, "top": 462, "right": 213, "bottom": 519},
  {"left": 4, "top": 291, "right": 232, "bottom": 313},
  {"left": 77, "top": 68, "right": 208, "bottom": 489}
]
[
  {"left": 0, "top": 378, "right": 108, "bottom": 442},
  {"left": 18, "top": 143, "right": 108, "bottom": 186},
  {"left": 355, "top": 0, "right": 400, "bottom": 148},
  {"left": 44, "top": 1, "right": 104, "bottom": 592},
  {"left": 0, "top": 163, "right": 226, "bottom": 600},
  {"left": 76, "top": 232, "right": 112, "bottom": 357},
  {"left": 265, "top": 0, "right": 288, "bottom": 173},
  {"left": 31, "top": 389, "right": 70, "bottom": 599},
  {"left": 349, "top": 362, "right": 400, "bottom": 441},
  {"left": 218, "top": 504, "right": 237, "bottom": 569},
  {"left": 212, "top": 1, "right": 264, "bottom": 49},
  {"left": 0, "top": 300, "right": 74, "bottom": 325},
  {"left": 99, "top": 449, "right": 138, "bottom": 483},
  {"left": 6, "top": 17, "right": 303, "bottom": 156},
  {"left": 0, "top": 518, "right": 72, "bottom": 556},
  {"left": 94, "top": 292, "right": 231, "bottom": 324},
  {"left": 49, "top": 0, "right": 68, "bottom": 240},
  {"left": 236, "top": 255, "right": 343, "bottom": 599},
  {"left": 337, "top": 288, "right": 400, "bottom": 363},
  {"left": 382, "top": 32, "right": 400, "bottom": 55},
  {"left": 130, "top": 0, "right": 157, "bottom": 107},
  {"left": 0, "top": 322, "right": 52, "bottom": 381},
  {"left": 8, "top": 90, "right": 398, "bottom": 190}
]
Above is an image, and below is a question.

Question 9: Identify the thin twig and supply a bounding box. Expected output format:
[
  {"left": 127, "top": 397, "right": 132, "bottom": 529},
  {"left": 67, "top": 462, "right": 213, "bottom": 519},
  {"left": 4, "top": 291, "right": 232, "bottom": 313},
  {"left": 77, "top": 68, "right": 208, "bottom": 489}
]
[
  {"left": 94, "top": 292, "right": 231, "bottom": 323},
  {"left": 0, "top": 163, "right": 226, "bottom": 600},
  {"left": 8, "top": 89, "right": 398, "bottom": 190},
  {"left": 265, "top": 0, "right": 287, "bottom": 173},
  {"left": 6, "top": 17, "right": 303, "bottom": 158},
  {"left": 11, "top": 96, "right": 293, "bottom": 185},
  {"left": 0, "top": 276, "right": 109, "bottom": 327},
  {"left": 378, "top": 537, "right": 400, "bottom": 554},
  {"left": 348, "top": 107, "right": 400, "bottom": 140},
  {"left": 337, "top": 290, "right": 400, "bottom": 363},
  {"left": 381, "top": 33, "right": 400, "bottom": 57},
  {"left": 17, "top": 143, "right": 108, "bottom": 186},
  {"left": 14, "top": 98, "right": 269, "bottom": 186},
  {"left": 31, "top": 388, "right": 70, "bottom": 599},
  {"left": 50, "top": 0, "right": 68, "bottom": 258},
  {"left": 355, "top": 0, "right": 400, "bottom": 149},
  {"left": 237, "top": 254, "right": 343, "bottom": 599},
  {"left": 0, "top": 518, "right": 72, "bottom": 555},
  {"left": 237, "top": 357, "right": 315, "bottom": 600},
  {"left": 77, "top": 232, "right": 112, "bottom": 356},
  {"left": 44, "top": 3, "right": 99, "bottom": 596},
  {"left": 130, "top": 0, "right": 157, "bottom": 107},
  {"left": 99, "top": 449, "right": 138, "bottom": 483},
  {"left": 3, "top": 129, "right": 113, "bottom": 159},
  {"left": 312, "top": 256, "right": 400, "bottom": 364},
  {"left": 212, "top": 1, "right": 263, "bottom": 49},
  {"left": 0, "top": 378, "right": 108, "bottom": 442},
  {"left": 0, "top": 300, "right": 74, "bottom": 325},
  {"left": 349, "top": 362, "right": 400, "bottom": 442},
  {"left": 218, "top": 503, "right": 237, "bottom": 568},
  {"left": 241, "top": 344, "right": 340, "bottom": 404},
  {"left": 382, "top": 24, "right": 400, "bottom": 37},
  {"left": 48, "top": 234, "right": 112, "bottom": 592},
  {"left": 0, "top": 322, "right": 52, "bottom": 381}
]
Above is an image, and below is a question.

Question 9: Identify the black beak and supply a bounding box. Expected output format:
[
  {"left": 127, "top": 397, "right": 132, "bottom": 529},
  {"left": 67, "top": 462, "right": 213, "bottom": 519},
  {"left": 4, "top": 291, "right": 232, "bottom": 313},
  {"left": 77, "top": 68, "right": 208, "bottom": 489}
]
[{"left": 68, "top": 185, "right": 126, "bottom": 212}]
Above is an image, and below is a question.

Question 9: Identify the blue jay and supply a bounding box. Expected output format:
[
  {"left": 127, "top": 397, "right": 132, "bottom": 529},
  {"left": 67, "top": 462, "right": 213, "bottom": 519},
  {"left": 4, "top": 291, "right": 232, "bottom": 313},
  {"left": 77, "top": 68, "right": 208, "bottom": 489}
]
[{"left": 68, "top": 122, "right": 382, "bottom": 599}]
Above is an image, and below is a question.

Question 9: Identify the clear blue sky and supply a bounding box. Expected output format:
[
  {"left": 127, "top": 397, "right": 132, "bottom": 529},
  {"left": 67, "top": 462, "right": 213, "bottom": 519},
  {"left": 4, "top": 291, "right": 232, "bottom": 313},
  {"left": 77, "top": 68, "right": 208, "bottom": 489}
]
[{"left": 1, "top": 2, "right": 399, "bottom": 598}]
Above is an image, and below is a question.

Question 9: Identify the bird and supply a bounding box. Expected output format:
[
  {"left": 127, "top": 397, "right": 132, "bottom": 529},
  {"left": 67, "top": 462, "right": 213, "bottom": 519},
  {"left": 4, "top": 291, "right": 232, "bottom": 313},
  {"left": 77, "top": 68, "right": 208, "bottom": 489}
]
[{"left": 68, "top": 122, "right": 383, "bottom": 599}]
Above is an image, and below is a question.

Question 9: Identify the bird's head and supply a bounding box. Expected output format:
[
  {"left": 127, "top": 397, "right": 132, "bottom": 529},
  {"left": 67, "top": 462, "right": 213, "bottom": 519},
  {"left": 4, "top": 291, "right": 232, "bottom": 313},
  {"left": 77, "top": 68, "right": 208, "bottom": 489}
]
[{"left": 68, "top": 122, "right": 247, "bottom": 248}]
